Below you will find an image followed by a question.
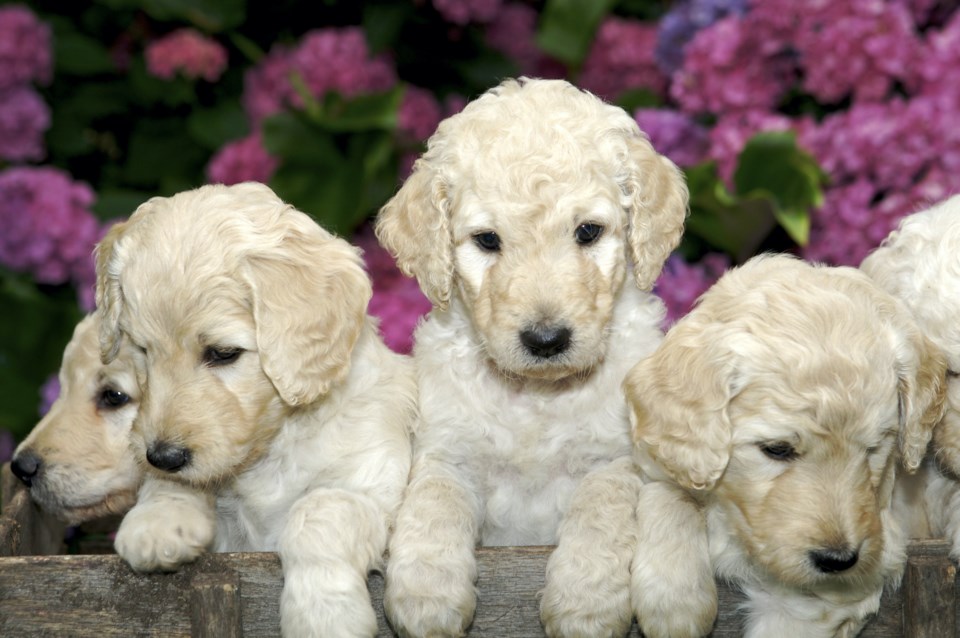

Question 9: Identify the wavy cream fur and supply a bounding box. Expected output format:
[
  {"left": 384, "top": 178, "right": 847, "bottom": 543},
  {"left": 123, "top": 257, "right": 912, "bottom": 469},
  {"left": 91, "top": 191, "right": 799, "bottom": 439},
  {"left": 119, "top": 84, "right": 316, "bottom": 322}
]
[
  {"left": 12, "top": 314, "right": 142, "bottom": 525},
  {"left": 376, "top": 78, "right": 687, "bottom": 637},
  {"left": 861, "top": 195, "right": 960, "bottom": 559},
  {"left": 626, "top": 254, "right": 945, "bottom": 638},
  {"left": 95, "top": 182, "right": 416, "bottom": 637}
]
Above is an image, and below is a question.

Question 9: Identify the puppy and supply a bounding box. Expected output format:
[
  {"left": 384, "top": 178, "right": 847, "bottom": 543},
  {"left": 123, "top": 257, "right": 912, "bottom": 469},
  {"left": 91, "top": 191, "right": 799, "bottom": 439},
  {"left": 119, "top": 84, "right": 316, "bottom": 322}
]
[
  {"left": 95, "top": 182, "right": 416, "bottom": 637},
  {"left": 376, "top": 77, "right": 688, "bottom": 637},
  {"left": 10, "top": 313, "right": 141, "bottom": 525},
  {"left": 626, "top": 254, "right": 945, "bottom": 638},
  {"left": 861, "top": 195, "right": 960, "bottom": 551}
]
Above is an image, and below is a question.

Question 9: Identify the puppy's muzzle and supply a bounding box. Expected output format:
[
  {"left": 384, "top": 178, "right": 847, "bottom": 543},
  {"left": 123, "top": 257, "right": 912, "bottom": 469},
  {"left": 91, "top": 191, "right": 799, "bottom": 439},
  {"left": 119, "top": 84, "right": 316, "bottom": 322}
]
[
  {"left": 809, "top": 547, "right": 859, "bottom": 574},
  {"left": 10, "top": 450, "right": 42, "bottom": 487},
  {"left": 519, "top": 324, "right": 572, "bottom": 359},
  {"left": 146, "top": 442, "right": 191, "bottom": 472}
]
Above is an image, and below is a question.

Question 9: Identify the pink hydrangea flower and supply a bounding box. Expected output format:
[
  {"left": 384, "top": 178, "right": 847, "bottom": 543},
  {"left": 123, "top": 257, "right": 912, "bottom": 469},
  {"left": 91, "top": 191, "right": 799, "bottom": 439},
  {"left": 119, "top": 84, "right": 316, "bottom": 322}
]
[
  {"left": 432, "top": 0, "right": 502, "bottom": 25},
  {"left": 579, "top": 17, "right": 666, "bottom": 101},
  {"left": 206, "top": 132, "right": 280, "bottom": 186},
  {"left": 289, "top": 28, "right": 396, "bottom": 108},
  {"left": 915, "top": 10, "right": 960, "bottom": 99},
  {"left": 670, "top": 15, "right": 792, "bottom": 115},
  {"left": 353, "top": 223, "right": 431, "bottom": 354},
  {"left": 0, "top": 166, "right": 99, "bottom": 290},
  {"left": 145, "top": 28, "right": 229, "bottom": 82},
  {"left": 0, "top": 85, "right": 50, "bottom": 161},
  {"left": 243, "top": 28, "right": 397, "bottom": 123},
  {"left": 0, "top": 5, "right": 52, "bottom": 91},
  {"left": 655, "top": 252, "right": 730, "bottom": 326},
  {"left": 793, "top": 2, "right": 921, "bottom": 104},
  {"left": 398, "top": 85, "right": 443, "bottom": 143},
  {"left": 634, "top": 108, "right": 709, "bottom": 167}
]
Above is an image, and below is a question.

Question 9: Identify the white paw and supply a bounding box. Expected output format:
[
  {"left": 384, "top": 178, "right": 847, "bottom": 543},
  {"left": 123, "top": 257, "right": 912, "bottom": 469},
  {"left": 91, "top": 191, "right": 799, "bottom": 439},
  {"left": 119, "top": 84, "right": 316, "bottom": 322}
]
[
  {"left": 540, "top": 551, "right": 632, "bottom": 638},
  {"left": 385, "top": 559, "right": 477, "bottom": 638},
  {"left": 281, "top": 566, "right": 377, "bottom": 638},
  {"left": 115, "top": 498, "right": 214, "bottom": 572}
]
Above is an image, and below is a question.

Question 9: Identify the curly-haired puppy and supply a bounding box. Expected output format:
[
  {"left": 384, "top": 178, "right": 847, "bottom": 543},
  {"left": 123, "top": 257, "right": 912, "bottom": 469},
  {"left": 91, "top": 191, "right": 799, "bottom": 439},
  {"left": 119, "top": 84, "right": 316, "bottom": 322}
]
[
  {"left": 95, "top": 182, "right": 416, "bottom": 637},
  {"left": 375, "top": 77, "right": 688, "bottom": 637},
  {"left": 861, "top": 195, "right": 960, "bottom": 554},
  {"left": 10, "top": 313, "right": 141, "bottom": 524},
  {"left": 626, "top": 254, "right": 945, "bottom": 638}
]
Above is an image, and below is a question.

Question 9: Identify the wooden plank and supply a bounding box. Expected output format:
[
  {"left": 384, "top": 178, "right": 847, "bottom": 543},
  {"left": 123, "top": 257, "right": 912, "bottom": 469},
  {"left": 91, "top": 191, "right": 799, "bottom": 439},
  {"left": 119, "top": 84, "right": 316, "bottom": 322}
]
[
  {"left": 0, "top": 463, "right": 66, "bottom": 557},
  {"left": 902, "top": 553, "right": 956, "bottom": 638},
  {"left": 191, "top": 569, "right": 243, "bottom": 638}
]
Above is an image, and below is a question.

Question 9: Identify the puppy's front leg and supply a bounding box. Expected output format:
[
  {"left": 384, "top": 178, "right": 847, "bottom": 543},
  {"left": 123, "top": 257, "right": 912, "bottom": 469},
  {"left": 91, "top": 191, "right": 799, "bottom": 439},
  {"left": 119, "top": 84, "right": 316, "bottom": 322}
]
[
  {"left": 541, "top": 456, "right": 642, "bottom": 638},
  {"left": 114, "top": 476, "right": 216, "bottom": 572},
  {"left": 385, "top": 459, "right": 482, "bottom": 638},
  {"left": 279, "top": 488, "right": 389, "bottom": 638},
  {"left": 631, "top": 481, "right": 716, "bottom": 638}
]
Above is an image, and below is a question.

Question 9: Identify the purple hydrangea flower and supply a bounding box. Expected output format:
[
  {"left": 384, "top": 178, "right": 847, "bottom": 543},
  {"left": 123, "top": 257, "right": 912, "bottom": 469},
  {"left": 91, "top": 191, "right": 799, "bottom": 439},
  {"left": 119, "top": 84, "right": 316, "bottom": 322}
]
[
  {"left": 397, "top": 85, "right": 443, "bottom": 143},
  {"left": 634, "top": 108, "right": 709, "bottom": 167},
  {"left": 0, "top": 85, "right": 50, "bottom": 161},
  {"left": 39, "top": 373, "right": 60, "bottom": 417},
  {"left": 655, "top": 252, "right": 731, "bottom": 326},
  {"left": 206, "top": 132, "right": 280, "bottom": 186},
  {"left": 655, "top": 0, "right": 749, "bottom": 74},
  {"left": 432, "top": 0, "right": 502, "bottom": 25},
  {"left": 0, "top": 167, "right": 99, "bottom": 288},
  {"left": 579, "top": 17, "right": 666, "bottom": 102},
  {"left": 0, "top": 5, "right": 52, "bottom": 91},
  {"left": 144, "top": 28, "right": 229, "bottom": 82}
]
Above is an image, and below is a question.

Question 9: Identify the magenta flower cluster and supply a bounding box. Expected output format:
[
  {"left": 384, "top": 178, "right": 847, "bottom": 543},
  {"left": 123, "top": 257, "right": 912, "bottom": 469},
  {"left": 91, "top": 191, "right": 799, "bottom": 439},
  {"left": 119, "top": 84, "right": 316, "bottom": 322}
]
[
  {"left": 0, "top": 5, "right": 52, "bottom": 162},
  {"left": 144, "top": 28, "right": 229, "bottom": 82},
  {"left": 0, "top": 166, "right": 104, "bottom": 310}
]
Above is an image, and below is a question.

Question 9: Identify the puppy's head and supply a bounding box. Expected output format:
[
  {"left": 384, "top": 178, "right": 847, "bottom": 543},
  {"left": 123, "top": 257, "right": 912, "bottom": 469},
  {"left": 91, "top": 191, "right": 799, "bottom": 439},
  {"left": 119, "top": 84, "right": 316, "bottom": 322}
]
[
  {"left": 862, "top": 195, "right": 960, "bottom": 477},
  {"left": 626, "top": 254, "right": 945, "bottom": 590},
  {"left": 376, "top": 77, "right": 687, "bottom": 381},
  {"left": 11, "top": 314, "right": 142, "bottom": 524},
  {"left": 95, "top": 182, "right": 372, "bottom": 487}
]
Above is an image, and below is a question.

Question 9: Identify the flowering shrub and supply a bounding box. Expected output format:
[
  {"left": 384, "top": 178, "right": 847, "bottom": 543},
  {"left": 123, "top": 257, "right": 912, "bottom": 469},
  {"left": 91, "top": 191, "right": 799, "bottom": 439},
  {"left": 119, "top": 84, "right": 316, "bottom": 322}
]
[{"left": 2, "top": 0, "right": 958, "bottom": 444}]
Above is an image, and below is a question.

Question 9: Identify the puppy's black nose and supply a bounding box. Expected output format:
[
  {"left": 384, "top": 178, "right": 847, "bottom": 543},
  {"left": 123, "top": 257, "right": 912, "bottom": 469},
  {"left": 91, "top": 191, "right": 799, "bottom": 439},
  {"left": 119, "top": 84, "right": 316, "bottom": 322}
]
[
  {"left": 520, "top": 325, "right": 572, "bottom": 358},
  {"left": 146, "top": 442, "right": 191, "bottom": 472},
  {"left": 10, "top": 451, "right": 41, "bottom": 487},
  {"left": 810, "top": 548, "right": 859, "bottom": 573}
]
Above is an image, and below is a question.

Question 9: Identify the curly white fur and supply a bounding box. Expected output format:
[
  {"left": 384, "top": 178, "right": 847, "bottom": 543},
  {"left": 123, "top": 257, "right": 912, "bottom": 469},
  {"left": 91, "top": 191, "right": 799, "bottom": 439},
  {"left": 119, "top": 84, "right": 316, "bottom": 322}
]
[
  {"left": 11, "top": 314, "right": 142, "bottom": 525},
  {"left": 626, "top": 254, "right": 945, "bottom": 638},
  {"left": 861, "top": 194, "right": 960, "bottom": 559},
  {"left": 376, "top": 77, "right": 688, "bottom": 637},
  {"left": 95, "top": 182, "right": 416, "bottom": 637}
]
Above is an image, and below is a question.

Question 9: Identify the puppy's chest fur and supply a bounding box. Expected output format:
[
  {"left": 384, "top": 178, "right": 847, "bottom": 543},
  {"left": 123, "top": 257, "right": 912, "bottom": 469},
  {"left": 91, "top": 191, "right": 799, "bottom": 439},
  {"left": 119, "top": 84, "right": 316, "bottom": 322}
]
[{"left": 415, "top": 287, "right": 664, "bottom": 545}]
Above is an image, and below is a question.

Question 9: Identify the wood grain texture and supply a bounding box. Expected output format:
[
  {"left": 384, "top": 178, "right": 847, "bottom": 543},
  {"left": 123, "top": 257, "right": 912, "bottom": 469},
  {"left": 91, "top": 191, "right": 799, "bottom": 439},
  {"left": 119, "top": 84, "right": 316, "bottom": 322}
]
[{"left": 0, "top": 464, "right": 953, "bottom": 636}]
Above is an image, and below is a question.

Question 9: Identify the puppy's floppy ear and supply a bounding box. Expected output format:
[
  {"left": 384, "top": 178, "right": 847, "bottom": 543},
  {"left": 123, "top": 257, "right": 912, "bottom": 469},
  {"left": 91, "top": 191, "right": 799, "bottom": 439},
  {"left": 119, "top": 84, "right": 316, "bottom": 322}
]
[
  {"left": 243, "top": 213, "right": 372, "bottom": 406},
  {"left": 621, "top": 133, "right": 689, "bottom": 291},
  {"left": 896, "top": 330, "right": 947, "bottom": 473},
  {"left": 94, "top": 219, "right": 130, "bottom": 364},
  {"left": 375, "top": 157, "right": 453, "bottom": 309},
  {"left": 624, "top": 318, "right": 737, "bottom": 491}
]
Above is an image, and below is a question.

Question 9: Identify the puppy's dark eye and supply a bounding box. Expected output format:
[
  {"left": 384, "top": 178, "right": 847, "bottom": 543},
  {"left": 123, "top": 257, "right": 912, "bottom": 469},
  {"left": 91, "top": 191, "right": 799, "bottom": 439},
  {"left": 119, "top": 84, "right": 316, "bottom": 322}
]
[
  {"left": 759, "top": 441, "right": 798, "bottom": 461},
  {"left": 574, "top": 223, "right": 604, "bottom": 246},
  {"left": 97, "top": 388, "right": 130, "bottom": 410},
  {"left": 948, "top": 370, "right": 959, "bottom": 378},
  {"left": 203, "top": 346, "right": 242, "bottom": 366},
  {"left": 472, "top": 231, "right": 501, "bottom": 253}
]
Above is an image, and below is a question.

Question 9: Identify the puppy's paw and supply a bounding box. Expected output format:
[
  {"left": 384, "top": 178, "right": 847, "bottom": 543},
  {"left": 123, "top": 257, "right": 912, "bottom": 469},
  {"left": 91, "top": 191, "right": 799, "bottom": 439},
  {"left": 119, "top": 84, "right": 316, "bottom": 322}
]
[
  {"left": 631, "top": 574, "right": 716, "bottom": 638},
  {"left": 385, "top": 559, "right": 477, "bottom": 638},
  {"left": 115, "top": 498, "right": 214, "bottom": 572},
  {"left": 281, "top": 566, "right": 377, "bottom": 638},
  {"left": 540, "top": 551, "right": 632, "bottom": 638}
]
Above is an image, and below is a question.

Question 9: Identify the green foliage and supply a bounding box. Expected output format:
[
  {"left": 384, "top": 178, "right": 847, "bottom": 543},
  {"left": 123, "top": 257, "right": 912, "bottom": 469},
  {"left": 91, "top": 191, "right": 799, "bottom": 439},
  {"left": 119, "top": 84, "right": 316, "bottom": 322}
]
[
  {"left": 684, "top": 132, "right": 826, "bottom": 262},
  {"left": 537, "top": 0, "right": 617, "bottom": 66}
]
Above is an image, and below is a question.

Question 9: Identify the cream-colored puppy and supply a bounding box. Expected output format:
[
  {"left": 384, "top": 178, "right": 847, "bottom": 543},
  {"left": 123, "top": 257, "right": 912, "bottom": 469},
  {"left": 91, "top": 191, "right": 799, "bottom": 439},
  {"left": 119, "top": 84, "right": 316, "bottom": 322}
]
[
  {"left": 861, "top": 195, "right": 960, "bottom": 552},
  {"left": 10, "top": 313, "right": 141, "bottom": 524},
  {"left": 95, "top": 182, "right": 416, "bottom": 637},
  {"left": 626, "top": 254, "right": 945, "bottom": 638},
  {"left": 376, "top": 77, "right": 688, "bottom": 637}
]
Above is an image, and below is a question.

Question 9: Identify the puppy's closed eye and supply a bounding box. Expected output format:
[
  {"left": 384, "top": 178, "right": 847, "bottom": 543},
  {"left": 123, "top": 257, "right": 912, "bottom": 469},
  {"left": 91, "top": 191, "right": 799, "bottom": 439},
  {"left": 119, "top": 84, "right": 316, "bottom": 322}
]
[
  {"left": 758, "top": 441, "right": 799, "bottom": 461},
  {"left": 202, "top": 346, "right": 243, "bottom": 367}
]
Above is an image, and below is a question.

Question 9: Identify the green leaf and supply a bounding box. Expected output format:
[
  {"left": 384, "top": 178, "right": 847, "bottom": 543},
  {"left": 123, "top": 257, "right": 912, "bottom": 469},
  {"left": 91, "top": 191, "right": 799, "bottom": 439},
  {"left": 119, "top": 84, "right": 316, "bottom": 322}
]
[
  {"left": 97, "top": 0, "right": 246, "bottom": 31},
  {"left": 536, "top": 0, "right": 617, "bottom": 67},
  {"left": 92, "top": 189, "right": 153, "bottom": 221},
  {"left": 187, "top": 104, "right": 250, "bottom": 151},
  {"left": 733, "top": 131, "right": 826, "bottom": 246},
  {"left": 309, "top": 88, "right": 404, "bottom": 133},
  {"left": 122, "top": 119, "right": 210, "bottom": 189},
  {"left": 363, "top": 2, "right": 413, "bottom": 53},
  {"left": 53, "top": 29, "right": 115, "bottom": 76},
  {"left": 614, "top": 88, "right": 662, "bottom": 112}
]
